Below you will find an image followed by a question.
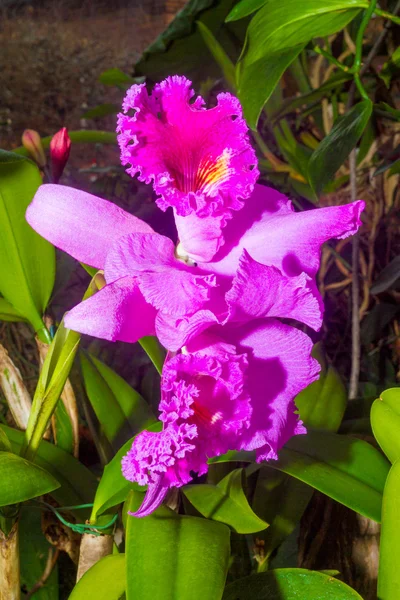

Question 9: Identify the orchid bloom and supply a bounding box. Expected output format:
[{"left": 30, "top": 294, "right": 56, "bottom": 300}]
[{"left": 25, "top": 75, "right": 365, "bottom": 518}]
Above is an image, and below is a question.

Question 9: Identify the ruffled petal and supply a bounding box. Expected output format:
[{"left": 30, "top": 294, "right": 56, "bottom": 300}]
[
  {"left": 226, "top": 249, "right": 323, "bottom": 330},
  {"left": 155, "top": 310, "right": 219, "bottom": 352},
  {"left": 105, "top": 232, "right": 218, "bottom": 317},
  {"left": 64, "top": 277, "right": 156, "bottom": 342},
  {"left": 223, "top": 319, "right": 320, "bottom": 460},
  {"left": 26, "top": 184, "right": 153, "bottom": 269},
  {"left": 117, "top": 76, "right": 258, "bottom": 261},
  {"left": 200, "top": 184, "right": 364, "bottom": 278}
]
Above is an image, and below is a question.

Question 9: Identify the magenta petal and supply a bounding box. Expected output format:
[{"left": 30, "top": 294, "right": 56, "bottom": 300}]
[
  {"left": 64, "top": 277, "right": 156, "bottom": 342},
  {"left": 201, "top": 184, "right": 364, "bottom": 278},
  {"left": 105, "top": 232, "right": 218, "bottom": 317},
  {"left": 127, "top": 476, "right": 169, "bottom": 518},
  {"left": 223, "top": 319, "right": 320, "bottom": 460},
  {"left": 226, "top": 249, "right": 323, "bottom": 330},
  {"left": 26, "top": 184, "right": 153, "bottom": 268},
  {"left": 117, "top": 77, "right": 258, "bottom": 241},
  {"left": 174, "top": 211, "right": 227, "bottom": 263},
  {"left": 155, "top": 310, "right": 219, "bottom": 351}
]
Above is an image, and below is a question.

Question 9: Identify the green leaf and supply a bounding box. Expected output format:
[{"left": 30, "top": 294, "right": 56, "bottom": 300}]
[
  {"left": 69, "top": 554, "right": 126, "bottom": 600},
  {"left": 370, "top": 257, "right": 400, "bottom": 294},
  {"left": 80, "top": 352, "right": 136, "bottom": 447},
  {"left": 98, "top": 68, "right": 137, "bottom": 86},
  {"left": 226, "top": 0, "right": 267, "bottom": 21},
  {"left": 0, "top": 297, "right": 27, "bottom": 322},
  {"left": 138, "top": 336, "right": 165, "bottom": 375},
  {"left": 1, "top": 424, "right": 97, "bottom": 515},
  {"left": 371, "top": 388, "right": 400, "bottom": 464},
  {"left": 52, "top": 399, "right": 75, "bottom": 455},
  {"left": 212, "top": 430, "right": 390, "bottom": 522},
  {"left": 0, "top": 151, "right": 55, "bottom": 332},
  {"left": 237, "top": 45, "right": 305, "bottom": 128},
  {"left": 134, "top": 0, "right": 247, "bottom": 86},
  {"left": 375, "top": 101, "right": 400, "bottom": 122},
  {"left": 82, "top": 103, "right": 119, "bottom": 119},
  {"left": 296, "top": 344, "right": 347, "bottom": 432},
  {"left": 184, "top": 468, "right": 268, "bottom": 533},
  {"left": 243, "top": 1, "right": 365, "bottom": 66},
  {"left": 126, "top": 492, "right": 230, "bottom": 600},
  {"left": 223, "top": 568, "right": 363, "bottom": 599},
  {"left": 22, "top": 319, "right": 81, "bottom": 461},
  {"left": 0, "top": 451, "right": 60, "bottom": 506},
  {"left": 90, "top": 423, "right": 161, "bottom": 521},
  {"left": 20, "top": 507, "right": 58, "bottom": 600},
  {"left": 84, "top": 353, "right": 155, "bottom": 435},
  {"left": 0, "top": 428, "right": 11, "bottom": 452},
  {"left": 196, "top": 20, "right": 236, "bottom": 89},
  {"left": 270, "top": 72, "right": 353, "bottom": 123},
  {"left": 378, "top": 459, "right": 400, "bottom": 600},
  {"left": 308, "top": 99, "right": 373, "bottom": 195}
]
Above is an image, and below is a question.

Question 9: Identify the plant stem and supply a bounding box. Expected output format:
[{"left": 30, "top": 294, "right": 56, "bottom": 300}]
[
  {"left": 348, "top": 150, "right": 360, "bottom": 401},
  {"left": 0, "top": 521, "right": 20, "bottom": 600}
]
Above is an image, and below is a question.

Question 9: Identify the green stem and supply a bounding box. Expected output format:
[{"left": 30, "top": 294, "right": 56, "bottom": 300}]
[
  {"left": 313, "top": 46, "right": 351, "bottom": 72},
  {"left": 354, "top": 0, "right": 378, "bottom": 72},
  {"left": 374, "top": 7, "right": 400, "bottom": 25}
]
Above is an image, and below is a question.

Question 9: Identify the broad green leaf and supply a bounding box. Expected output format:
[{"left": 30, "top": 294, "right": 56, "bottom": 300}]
[
  {"left": 226, "top": 0, "right": 267, "bottom": 21},
  {"left": 0, "top": 451, "right": 60, "bottom": 506},
  {"left": 99, "top": 68, "right": 137, "bottom": 86},
  {"left": 223, "top": 568, "right": 363, "bottom": 599},
  {"left": 0, "top": 297, "right": 27, "bottom": 322},
  {"left": 308, "top": 99, "right": 373, "bottom": 195},
  {"left": 1, "top": 424, "right": 97, "bottom": 515},
  {"left": 80, "top": 352, "right": 135, "bottom": 447},
  {"left": 69, "top": 554, "right": 126, "bottom": 600},
  {"left": 296, "top": 344, "right": 347, "bottom": 431},
  {"left": 20, "top": 507, "right": 58, "bottom": 600},
  {"left": 84, "top": 353, "right": 155, "bottom": 435},
  {"left": 184, "top": 468, "right": 268, "bottom": 533},
  {"left": 134, "top": 0, "right": 247, "bottom": 86},
  {"left": 242, "top": 1, "right": 365, "bottom": 67},
  {"left": 90, "top": 423, "right": 161, "bottom": 521},
  {"left": 212, "top": 430, "right": 390, "bottom": 522},
  {"left": 0, "top": 151, "right": 55, "bottom": 333},
  {"left": 126, "top": 492, "right": 230, "bottom": 600},
  {"left": 237, "top": 45, "right": 305, "bottom": 128},
  {"left": 378, "top": 460, "right": 400, "bottom": 600},
  {"left": 82, "top": 103, "right": 119, "bottom": 119},
  {"left": 371, "top": 388, "right": 400, "bottom": 464}
]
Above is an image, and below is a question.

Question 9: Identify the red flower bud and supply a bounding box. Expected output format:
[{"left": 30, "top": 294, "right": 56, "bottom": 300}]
[
  {"left": 22, "top": 129, "right": 46, "bottom": 168},
  {"left": 50, "top": 127, "right": 71, "bottom": 183}
]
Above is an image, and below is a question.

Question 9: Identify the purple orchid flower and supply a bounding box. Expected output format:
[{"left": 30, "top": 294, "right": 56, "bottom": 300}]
[
  {"left": 25, "top": 75, "right": 365, "bottom": 518},
  {"left": 122, "top": 318, "right": 320, "bottom": 517}
]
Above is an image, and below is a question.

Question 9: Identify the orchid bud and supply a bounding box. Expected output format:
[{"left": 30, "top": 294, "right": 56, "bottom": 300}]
[
  {"left": 50, "top": 127, "right": 71, "bottom": 183},
  {"left": 22, "top": 129, "right": 46, "bottom": 168}
]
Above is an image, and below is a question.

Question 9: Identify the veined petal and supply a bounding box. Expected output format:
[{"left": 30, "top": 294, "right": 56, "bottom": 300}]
[
  {"left": 64, "top": 277, "right": 156, "bottom": 342},
  {"left": 200, "top": 184, "right": 364, "bottom": 278},
  {"left": 105, "top": 232, "right": 218, "bottom": 317},
  {"left": 226, "top": 249, "right": 323, "bottom": 330},
  {"left": 225, "top": 319, "right": 320, "bottom": 460},
  {"left": 117, "top": 76, "right": 258, "bottom": 260},
  {"left": 26, "top": 184, "right": 153, "bottom": 269}
]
